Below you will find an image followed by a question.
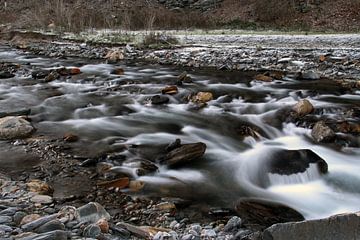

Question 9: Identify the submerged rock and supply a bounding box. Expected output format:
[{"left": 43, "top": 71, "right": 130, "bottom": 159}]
[
  {"left": 235, "top": 199, "right": 304, "bottom": 228},
  {"left": 311, "top": 121, "right": 336, "bottom": 143},
  {"left": 0, "top": 71, "right": 15, "bottom": 79},
  {"left": 0, "top": 116, "right": 35, "bottom": 140},
  {"left": 162, "top": 142, "right": 207, "bottom": 168},
  {"left": 262, "top": 213, "right": 360, "bottom": 240}
]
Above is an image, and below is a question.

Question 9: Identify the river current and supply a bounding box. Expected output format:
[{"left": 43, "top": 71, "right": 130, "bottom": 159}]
[{"left": 1, "top": 45, "right": 359, "bottom": 220}]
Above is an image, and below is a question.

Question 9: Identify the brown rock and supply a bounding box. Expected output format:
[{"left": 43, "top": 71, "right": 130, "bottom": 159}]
[
  {"left": 269, "top": 71, "right": 285, "bottom": 80},
  {"left": 319, "top": 55, "right": 327, "bottom": 62},
  {"left": 111, "top": 68, "right": 125, "bottom": 75},
  {"left": 70, "top": 68, "right": 81, "bottom": 75},
  {"left": 162, "top": 142, "right": 206, "bottom": 168},
  {"left": 191, "top": 92, "right": 214, "bottom": 103},
  {"left": 20, "top": 214, "right": 41, "bottom": 226},
  {"left": 96, "top": 218, "right": 109, "bottom": 233},
  {"left": 292, "top": 99, "right": 314, "bottom": 117},
  {"left": 162, "top": 85, "right": 178, "bottom": 95},
  {"left": 311, "top": 121, "right": 336, "bottom": 143},
  {"left": 255, "top": 74, "right": 273, "bottom": 82},
  {"left": 63, "top": 133, "right": 79, "bottom": 142},
  {"left": 105, "top": 49, "right": 124, "bottom": 62},
  {"left": 129, "top": 180, "right": 145, "bottom": 192},
  {"left": 26, "top": 179, "right": 53, "bottom": 195},
  {"left": 235, "top": 199, "right": 304, "bottom": 228},
  {"left": 97, "top": 177, "right": 130, "bottom": 189}
]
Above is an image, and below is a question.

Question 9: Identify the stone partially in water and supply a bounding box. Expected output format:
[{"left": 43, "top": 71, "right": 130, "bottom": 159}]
[
  {"left": 162, "top": 142, "right": 207, "bottom": 168},
  {"left": 162, "top": 85, "right": 178, "bottom": 95},
  {"left": 235, "top": 199, "right": 304, "bottom": 228},
  {"left": 0, "top": 116, "right": 35, "bottom": 140},
  {"left": 151, "top": 95, "right": 170, "bottom": 105},
  {"left": 300, "top": 70, "right": 320, "bottom": 80},
  {"left": 254, "top": 74, "right": 273, "bottom": 82},
  {"left": 76, "top": 202, "right": 110, "bottom": 223},
  {"left": 292, "top": 99, "right": 314, "bottom": 117},
  {"left": 191, "top": 92, "right": 214, "bottom": 104},
  {"left": 311, "top": 121, "right": 336, "bottom": 143},
  {"left": 0, "top": 71, "right": 15, "bottom": 79}
]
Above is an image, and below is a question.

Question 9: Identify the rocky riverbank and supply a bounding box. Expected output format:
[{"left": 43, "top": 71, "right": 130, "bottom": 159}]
[{"left": 1, "top": 31, "right": 360, "bottom": 239}]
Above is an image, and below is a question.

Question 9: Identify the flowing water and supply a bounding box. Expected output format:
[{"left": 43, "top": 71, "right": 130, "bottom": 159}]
[{"left": 1, "top": 45, "right": 360, "bottom": 220}]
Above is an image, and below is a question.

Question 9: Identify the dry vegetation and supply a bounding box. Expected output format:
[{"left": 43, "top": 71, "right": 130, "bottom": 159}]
[{"left": 1, "top": 0, "right": 360, "bottom": 32}]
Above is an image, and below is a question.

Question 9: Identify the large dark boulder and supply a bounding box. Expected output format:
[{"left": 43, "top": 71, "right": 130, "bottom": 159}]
[
  {"left": 235, "top": 198, "right": 304, "bottom": 228},
  {"left": 262, "top": 213, "right": 360, "bottom": 240}
]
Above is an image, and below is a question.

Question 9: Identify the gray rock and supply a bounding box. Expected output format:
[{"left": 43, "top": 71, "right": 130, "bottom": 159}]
[
  {"left": 0, "top": 71, "right": 15, "bottom": 79},
  {"left": 0, "top": 116, "right": 35, "bottom": 140},
  {"left": 262, "top": 213, "right": 360, "bottom": 240},
  {"left": 311, "top": 121, "right": 336, "bottom": 143},
  {"left": 21, "top": 214, "right": 59, "bottom": 232},
  {"left": 0, "top": 207, "right": 18, "bottom": 216},
  {"left": 201, "top": 229, "right": 217, "bottom": 238},
  {"left": 36, "top": 220, "right": 65, "bottom": 233},
  {"left": 14, "top": 211, "right": 27, "bottom": 225},
  {"left": 76, "top": 202, "right": 110, "bottom": 223},
  {"left": 30, "top": 195, "right": 53, "bottom": 204},
  {"left": 83, "top": 223, "right": 101, "bottom": 238},
  {"left": 17, "top": 230, "right": 68, "bottom": 240},
  {"left": 0, "top": 224, "right": 12, "bottom": 232},
  {"left": 300, "top": 70, "right": 320, "bottom": 80},
  {"left": 224, "top": 216, "right": 242, "bottom": 232},
  {"left": 0, "top": 215, "right": 12, "bottom": 224}
]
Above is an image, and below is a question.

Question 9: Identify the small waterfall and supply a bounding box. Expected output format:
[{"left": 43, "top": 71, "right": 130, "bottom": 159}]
[{"left": 268, "top": 164, "right": 321, "bottom": 186}]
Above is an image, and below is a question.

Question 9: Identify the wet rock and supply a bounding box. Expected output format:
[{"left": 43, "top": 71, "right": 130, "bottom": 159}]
[
  {"left": 166, "top": 138, "right": 182, "bottom": 152},
  {"left": 21, "top": 214, "right": 59, "bottom": 232},
  {"left": 26, "top": 180, "right": 53, "bottom": 195},
  {"left": 69, "top": 67, "right": 81, "bottom": 75},
  {"left": 266, "top": 149, "right": 328, "bottom": 176},
  {"left": 311, "top": 121, "right": 336, "bottom": 143},
  {"left": 235, "top": 199, "right": 304, "bottom": 228},
  {"left": 44, "top": 71, "right": 60, "bottom": 82},
  {"left": 83, "top": 223, "right": 101, "bottom": 238},
  {"left": 117, "top": 222, "right": 170, "bottom": 239},
  {"left": 98, "top": 177, "right": 130, "bottom": 189},
  {"left": 111, "top": 68, "right": 125, "bottom": 75},
  {"left": 30, "top": 195, "right": 53, "bottom": 204},
  {"left": 292, "top": 99, "right": 314, "bottom": 117},
  {"left": 191, "top": 92, "right": 214, "bottom": 104},
  {"left": 96, "top": 218, "right": 109, "bottom": 233},
  {"left": 0, "top": 109, "right": 31, "bottom": 118},
  {"left": 299, "top": 70, "right": 320, "bottom": 80},
  {"left": 262, "top": 213, "right": 360, "bottom": 240},
  {"left": 0, "top": 71, "right": 15, "bottom": 79},
  {"left": 178, "top": 71, "right": 192, "bottom": 83},
  {"left": 162, "top": 85, "right": 178, "bottom": 95},
  {"left": 35, "top": 220, "right": 65, "bottom": 233},
  {"left": 76, "top": 202, "right": 110, "bottom": 223},
  {"left": 151, "top": 95, "right": 170, "bottom": 105},
  {"left": 254, "top": 74, "right": 273, "bottom": 82},
  {"left": 17, "top": 212, "right": 34, "bottom": 225},
  {"left": 0, "top": 207, "right": 18, "bottom": 216},
  {"left": 0, "top": 116, "right": 35, "bottom": 140},
  {"left": 63, "top": 133, "right": 79, "bottom": 142},
  {"left": 224, "top": 216, "right": 242, "bottom": 232},
  {"left": 32, "top": 70, "right": 50, "bottom": 79},
  {"left": 162, "top": 142, "right": 206, "bottom": 168},
  {"left": 129, "top": 180, "right": 145, "bottom": 192}
]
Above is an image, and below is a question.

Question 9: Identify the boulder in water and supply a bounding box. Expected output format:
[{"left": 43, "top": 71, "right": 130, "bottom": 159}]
[
  {"left": 311, "top": 121, "right": 336, "bottom": 143},
  {"left": 292, "top": 99, "right": 314, "bottom": 117},
  {"left": 254, "top": 74, "right": 273, "bottom": 82},
  {"left": 235, "top": 198, "right": 304, "bottom": 228},
  {"left": 191, "top": 92, "right": 214, "bottom": 104},
  {"left": 0, "top": 71, "right": 15, "bottom": 79},
  {"left": 162, "top": 85, "right": 178, "bottom": 95},
  {"left": 0, "top": 116, "right": 35, "bottom": 140},
  {"left": 162, "top": 142, "right": 206, "bottom": 168},
  {"left": 151, "top": 95, "right": 170, "bottom": 105}
]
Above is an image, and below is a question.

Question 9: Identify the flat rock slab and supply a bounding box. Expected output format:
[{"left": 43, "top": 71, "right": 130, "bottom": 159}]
[
  {"left": 263, "top": 213, "right": 360, "bottom": 240},
  {"left": 0, "top": 116, "right": 35, "bottom": 140}
]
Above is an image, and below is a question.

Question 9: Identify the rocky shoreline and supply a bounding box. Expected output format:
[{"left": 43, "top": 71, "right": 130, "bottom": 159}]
[{"left": 1, "top": 31, "right": 360, "bottom": 239}]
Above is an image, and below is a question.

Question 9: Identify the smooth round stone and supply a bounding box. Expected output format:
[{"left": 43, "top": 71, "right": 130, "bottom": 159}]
[
  {"left": 31, "top": 195, "right": 53, "bottom": 204},
  {"left": 36, "top": 220, "right": 65, "bottom": 233}
]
